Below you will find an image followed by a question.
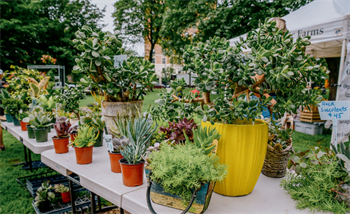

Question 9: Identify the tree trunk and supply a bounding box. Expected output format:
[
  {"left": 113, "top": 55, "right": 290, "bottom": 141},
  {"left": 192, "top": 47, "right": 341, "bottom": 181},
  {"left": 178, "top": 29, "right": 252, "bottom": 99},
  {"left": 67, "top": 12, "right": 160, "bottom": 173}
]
[{"left": 148, "top": 42, "right": 156, "bottom": 62}]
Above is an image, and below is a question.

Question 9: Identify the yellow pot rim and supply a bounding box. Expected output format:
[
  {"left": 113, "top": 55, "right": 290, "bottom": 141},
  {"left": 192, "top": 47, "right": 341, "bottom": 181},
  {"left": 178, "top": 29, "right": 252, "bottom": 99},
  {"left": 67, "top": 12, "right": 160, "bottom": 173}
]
[{"left": 201, "top": 119, "right": 267, "bottom": 127}]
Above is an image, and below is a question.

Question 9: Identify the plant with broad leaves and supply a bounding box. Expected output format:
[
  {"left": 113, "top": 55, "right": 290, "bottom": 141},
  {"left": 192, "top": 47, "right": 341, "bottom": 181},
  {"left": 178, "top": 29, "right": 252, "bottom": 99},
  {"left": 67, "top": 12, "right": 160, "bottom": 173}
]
[
  {"left": 34, "top": 181, "right": 55, "bottom": 207},
  {"left": 82, "top": 113, "right": 105, "bottom": 132},
  {"left": 53, "top": 117, "right": 70, "bottom": 138},
  {"left": 29, "top": 111, "right": 52, "bottom": 129},
  {"left": 54, "top": 184, "right": 69, "bottom": 193},
  {"left": 73, "top": 25, "right": 156, "bottom": 102},
  {"left": 159, "top": 117, "right": 198, "bottom": 144},
  {"left": 0, "top": 89, "right": 28, "bottom": 116}
]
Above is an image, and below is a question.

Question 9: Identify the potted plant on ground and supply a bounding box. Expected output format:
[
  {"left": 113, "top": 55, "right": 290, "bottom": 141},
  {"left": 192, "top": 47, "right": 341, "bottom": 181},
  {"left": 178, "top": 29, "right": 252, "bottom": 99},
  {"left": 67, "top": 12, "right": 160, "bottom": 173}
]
[
  {"left": 56, "top": 85, "right": 86, "bottom": 120},
  {"left": 69, "top": 124, "right": 97, "bottom": 164},
  {"left": 150, "top": 18, "right": 328, "bottom": 196},
  {"left": 72, "top": 25, "right": 156, "bottom": 135},
  {"left": 52, "top": 116, "right": 71, "bottom": 154},
  {"left": 54, "top": 184, "right": 71, "bottom": 203},
  {"left": 118, "top": 115, "right": 157, "bottom": 187},
  {"left": 146, "top": 126, "right": 227, "bottom": 213},
  {"left": 34, "top": 181, "right": 55, "bottom": 213},
  {"left": 30, "top": 111, "right": 52, "bottom": 142},
  {"left": 82, "top": 113, "right": 105, "bottom": 147}
]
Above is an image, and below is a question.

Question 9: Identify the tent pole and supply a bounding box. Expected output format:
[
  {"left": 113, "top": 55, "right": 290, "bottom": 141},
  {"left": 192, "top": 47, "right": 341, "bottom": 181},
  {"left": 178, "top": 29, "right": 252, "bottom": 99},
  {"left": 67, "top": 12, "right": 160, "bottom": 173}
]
[{"left": 335, "top": 39, "right": 347, "bottom": 101}]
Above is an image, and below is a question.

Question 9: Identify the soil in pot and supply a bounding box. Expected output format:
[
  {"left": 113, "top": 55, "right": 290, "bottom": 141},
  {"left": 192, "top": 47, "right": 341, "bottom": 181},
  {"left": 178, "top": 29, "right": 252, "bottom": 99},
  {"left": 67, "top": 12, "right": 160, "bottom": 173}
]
[
  {"left": 94, "top": 131, "right": 103, "bottom": 147},
  {"left": 119, "top": 158, "right": 144, "bottom": 187},
  {"left": 5, "top": 114, "right": 13, "bottom": 122},
  {"left": 109, "top": 152, "right": 123, "bottom": 173},
  {"left": 20, "top": 121, "right": 29, "bottom": 131},
  {"left": 61, "top": 192, "right": 71, "bottom": 203},
  {"left": 53, "top": 137, "right": 69, "bottom": 154},
  {"left": 34, "top": 128, "right": 48, "bottom": 142},
  {"left": 27, "top": 125, "right": 35, "bottom": 139},
  {"left": 11, "top": 115, "right": 20, "bottom": 126},
  {"left": 74, "top": 146, "right": 93, "bottom": 164},
  {"left": 70, "top": 133, "right": 77, "bottom": 142}
]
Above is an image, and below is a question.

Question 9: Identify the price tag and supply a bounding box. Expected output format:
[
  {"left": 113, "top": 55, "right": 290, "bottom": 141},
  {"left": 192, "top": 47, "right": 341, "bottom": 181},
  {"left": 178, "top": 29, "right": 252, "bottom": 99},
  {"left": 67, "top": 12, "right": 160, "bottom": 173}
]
[
  {"left": 104, "top": 135, "right": 113, "bottom": 153},
  {"left": 318, "top": 101, "right": 350, "bottom": 120}
]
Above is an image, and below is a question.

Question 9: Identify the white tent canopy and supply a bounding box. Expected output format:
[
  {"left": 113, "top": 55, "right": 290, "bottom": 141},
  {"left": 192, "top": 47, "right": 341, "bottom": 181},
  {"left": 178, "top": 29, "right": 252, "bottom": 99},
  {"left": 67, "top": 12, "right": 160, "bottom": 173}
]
[{"left": 229, "top": 0, "right": 350, "bottom": 58}]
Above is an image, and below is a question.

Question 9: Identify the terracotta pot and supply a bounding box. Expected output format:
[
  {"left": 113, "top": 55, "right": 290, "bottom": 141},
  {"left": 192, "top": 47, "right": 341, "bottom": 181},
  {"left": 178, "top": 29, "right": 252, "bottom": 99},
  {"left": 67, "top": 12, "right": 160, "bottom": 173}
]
[
  {"left": 20, "top": 121, "right": 29, "bottom": 131},
  {"left": 119, "top": 158, "right": 144, "bottom": 187},
  {"left": 109, "top": 152, "right": 123, "bottom": 173},
  {"left": 70, "top": 133, "right": 77, "bottom": 141},
  {"left": 53, "top": 137, "right": 69, "bottom": 154},
  {"left": 74, "top": 146, "right": 93, "bottom": 164},
  {"left": 61, "top": 192, "right": 71, "bottom": 203}
]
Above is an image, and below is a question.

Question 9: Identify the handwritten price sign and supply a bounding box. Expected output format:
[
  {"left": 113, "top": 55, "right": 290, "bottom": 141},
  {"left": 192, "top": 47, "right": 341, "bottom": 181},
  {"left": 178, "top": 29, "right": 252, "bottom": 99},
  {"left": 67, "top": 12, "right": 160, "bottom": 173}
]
[{"left": 318, "top": 101, "right": 350, "bottom": 120}]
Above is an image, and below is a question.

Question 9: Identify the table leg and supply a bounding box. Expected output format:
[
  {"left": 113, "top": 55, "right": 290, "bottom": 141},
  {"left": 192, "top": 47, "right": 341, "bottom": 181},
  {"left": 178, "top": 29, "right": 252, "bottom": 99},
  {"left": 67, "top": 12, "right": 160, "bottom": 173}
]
[
  {"left": 97, "top": 196, "right": 101, "bottom": 211},
  {"left": 69, "top": 179, "right": 76, "bottom": 213},
  {"left": 91, "top": 192, "right": 96, "bottom": 214},
  {"left": 28, "top": 147, "right": 33, "bottom": 172},
  {"left": 120, "top": 208, "right": 124, "bottom": 214},
  {"left": 13, "top": 144, "right": 28, "bottom": 166}
]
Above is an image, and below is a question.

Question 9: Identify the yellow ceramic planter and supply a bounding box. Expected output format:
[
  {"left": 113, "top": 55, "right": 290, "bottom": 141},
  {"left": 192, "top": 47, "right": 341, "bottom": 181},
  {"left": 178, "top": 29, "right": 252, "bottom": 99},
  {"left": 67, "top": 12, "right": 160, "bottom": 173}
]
[{"left": 202, "top": 120, "right": 268, "bottom": 196}]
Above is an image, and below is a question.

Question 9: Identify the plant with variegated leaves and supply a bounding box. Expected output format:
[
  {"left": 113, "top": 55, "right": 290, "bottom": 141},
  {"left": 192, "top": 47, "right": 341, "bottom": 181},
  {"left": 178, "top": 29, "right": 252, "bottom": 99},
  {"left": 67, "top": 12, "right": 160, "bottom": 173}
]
[
  {"left": 69, "top": 124, "right": 97, "bottom": 148},
  {"left": 53, "top": 117, "right": 71, "bottom": 138}
]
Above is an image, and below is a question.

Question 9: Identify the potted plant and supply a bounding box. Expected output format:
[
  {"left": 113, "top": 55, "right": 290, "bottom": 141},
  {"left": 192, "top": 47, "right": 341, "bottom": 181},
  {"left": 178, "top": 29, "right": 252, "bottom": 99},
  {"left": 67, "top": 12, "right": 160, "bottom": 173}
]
[
  {"left": 68, "top": 124, "right": 79, "bottom": 142},
  {"left": 54, "top": 184, "right": 70, "bottom": 203},
  {"left": 72, "top": 26, "right": 156, "bottom": 135},
  {"left": 23, "top": 99, "right": 41, "bottom": 139},
  {"left": 0, "top": 89, "right": 27, "bottom": 125},
  {"left": 261, "top": 122, "right": 293, "bottom": 178},
  {"left": 146, "top": 126, "right": 227, "bottom": 213},
  {"left": 118, "top": 115, "right": 157, "bottom": 187},
  {"left": 52, "top": 116, "right": 71, "bottom": 154},
  {"left": 150, "top": 18, "right": 328, "bottom": 196},
  {"left": 17, "top": 111, "right": 29, "bottom": 131},
  {"left": 82, "top": 113, "right": 105, "bottom": 147},
  {"left": 30, "top": 111, "right": 52, "bottom": 142},
  {"left": 107, "top": 136, "right": 125, "bottom": 173},
  {"left": 34, "top": 181, "right": 55, "bottom": 213},
  {"left": 158, "top": 117, "right": 197, "bottom": 144},
  {"left": 56, "top": 85, "right": 86, "bottom": 120},
  {"left": 69, "top": 124, "right": 97, "bottom": 164}
]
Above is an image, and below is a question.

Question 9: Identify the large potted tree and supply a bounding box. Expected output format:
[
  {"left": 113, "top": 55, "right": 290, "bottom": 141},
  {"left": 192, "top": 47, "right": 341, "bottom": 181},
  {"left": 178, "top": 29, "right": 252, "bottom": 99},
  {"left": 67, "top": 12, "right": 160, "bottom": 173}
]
[
  {"left": 150, "top": 18, "right": 328, "bottom": 196},
  {"left": 72, "top": 26, "right": 156, "bottom": 134}
]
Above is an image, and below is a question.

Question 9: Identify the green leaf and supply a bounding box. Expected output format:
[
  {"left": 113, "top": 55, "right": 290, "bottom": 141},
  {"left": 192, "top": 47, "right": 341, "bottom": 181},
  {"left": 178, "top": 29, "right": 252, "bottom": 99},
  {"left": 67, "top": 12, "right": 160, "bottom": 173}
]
[{"left": 92, "top": 51, "right": 99, "bottom": 58}]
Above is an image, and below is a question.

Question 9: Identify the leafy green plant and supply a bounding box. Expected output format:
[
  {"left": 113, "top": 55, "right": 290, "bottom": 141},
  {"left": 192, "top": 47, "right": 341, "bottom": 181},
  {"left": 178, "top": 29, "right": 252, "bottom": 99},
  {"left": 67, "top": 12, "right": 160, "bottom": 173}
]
[
  {"left": 120, "top": 115, "right": 157, "bottom": 164},
  {"left": 54, "top": 184, "right": 69, "bottom": 193},
  {"left": 82, "top": 113, "right": 105, "bottom": 134},
  {"left": 149, "top": 143, "right": 227, "bottom": 204},
  {"left": 69, "top": 124, "right": 97, "bottom": 148},
  {"left": 332, "top": 142, "right": 350, "bottom": 177},
  {"left": 0, "top": 89, "right": 28, "bottom": 116},
  {"left": 16, "top": 112, "right": 29, "bottom": 121},
  {"left": 72, "top": 25, "right": 156, "bottom": 102},
  {"left": 268, "top": 123, "right": 292, "bottom": 151},
  {"left": 34, "top": 181, "right": 55, "bottom": 207},
  {"left": 159, "top": 117, "right": 198, "bottom": 144},
  {"left": 30, "top": 111, "right": 52, "bottom": 129},
  {"left": 38, "top": 95, "right": 57, "bottom": 114},
  {"left": 185, "top": 126, "right": 221, "bottom": 155},
  {"left": 53, "top": 117, "right": 70, "bottom": 138},
  {"left": 56, "top": 85, "right": 86, "bottom": 120},
  {"left": 170, "top": 78, "right": 187, "bottom": 93}
]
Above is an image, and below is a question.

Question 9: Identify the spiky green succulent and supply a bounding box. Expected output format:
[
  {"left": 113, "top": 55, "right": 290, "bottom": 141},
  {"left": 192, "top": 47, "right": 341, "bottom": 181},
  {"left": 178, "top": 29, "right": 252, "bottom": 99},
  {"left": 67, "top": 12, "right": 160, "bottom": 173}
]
[
  {"left": 184, "top": 126, "right": 221, "bottom": 155},
  {"left": 69, "top": 124, "right": 97, "bottom": 148}
]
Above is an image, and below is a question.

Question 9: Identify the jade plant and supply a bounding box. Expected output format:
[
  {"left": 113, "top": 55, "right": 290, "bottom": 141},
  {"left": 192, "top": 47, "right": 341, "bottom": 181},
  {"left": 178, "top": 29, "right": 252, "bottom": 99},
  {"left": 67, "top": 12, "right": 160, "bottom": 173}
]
[
  {"left": 54, "top": 184, "right": 69, "bottom": 193},
  {"left": 150, "top": 18, "right": 328, "bottom": 124},
  {"left": 34, "top": 181, "right": 55, "bottom": 208},
  {"left": 53, "top": 117, "right": 70, "bottom": 138},
  {"left": 56, "top": 85, "right": 86, "bottom": 120},
  {"left": 72, "top": 25, "right": 156, "bottom": 102},
  {"left": 69, "top": 124, "right": 97, "bottom": 148},
  {"left": 29, "top": 111, "right": 52, "bottom": 129},
  {"left": 159, "top": 117, "right": 197, "bottom": 144}
]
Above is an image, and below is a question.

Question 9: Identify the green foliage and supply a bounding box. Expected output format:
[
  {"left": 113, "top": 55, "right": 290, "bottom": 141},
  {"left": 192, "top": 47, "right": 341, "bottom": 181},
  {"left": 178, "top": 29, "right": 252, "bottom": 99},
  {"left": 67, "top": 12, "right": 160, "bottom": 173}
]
[
  {"left": 170, "top": 78, "right": 187, "bottom": 92},
  {"left": 16, "top": 112, "right": 29, "bottom": 121},
  {"left": 34, "top": 181, "right": 55, "bottom": 207},
  {"left": 56, "top": 85, "right": 86, "bottom": 118},
  {"left": 120, "top": 116, "right": 157, "bottom": 164},
  {"left": 0, "top": 90, "right": 28, "bottom": 116},
  {"left": 281, "top": 154, "right": 349, "bottom": 213},
  {"left": 30, "top": 111, "right": 52, "bottom": 129},
  {"left": 38, "top": 95, "right": 57, "bottom": 114},
  {"left": 149, "top": 143, "right": 227, "bottom": 203},
  {"left": 54, "top": 184, "right": 69, "bottom": 193},
  {"left": 82, "top": 113, "right": 105, "bottom": 132},
  {"left": 332, "top": 142, "right": 350, "bottom": 177},
  {"left": 268, "top": 123, "right": 292, "bottom": 151},
  {"left": 69, "top": 124, "right": 97, "bottom": 148},
  {"left": 185, "top": 126, "right": 221, "bottom": 155}
]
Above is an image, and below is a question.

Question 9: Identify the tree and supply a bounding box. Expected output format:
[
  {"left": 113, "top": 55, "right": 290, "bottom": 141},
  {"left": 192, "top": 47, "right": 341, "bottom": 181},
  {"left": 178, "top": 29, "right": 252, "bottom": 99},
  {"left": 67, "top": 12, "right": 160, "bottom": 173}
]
[{"left": 113, "top": 0, "right": 166, "bottom": 62}]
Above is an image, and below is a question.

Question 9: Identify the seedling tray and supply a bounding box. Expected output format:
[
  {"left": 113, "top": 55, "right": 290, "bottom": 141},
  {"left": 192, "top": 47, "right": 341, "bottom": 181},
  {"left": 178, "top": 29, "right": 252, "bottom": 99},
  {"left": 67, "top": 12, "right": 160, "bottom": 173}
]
[
  {"left": 32, "top": 195, "right": 91, "bottom": 214},
  {"left": 21, "top": 161, "right": 47, "bottom": 170}
]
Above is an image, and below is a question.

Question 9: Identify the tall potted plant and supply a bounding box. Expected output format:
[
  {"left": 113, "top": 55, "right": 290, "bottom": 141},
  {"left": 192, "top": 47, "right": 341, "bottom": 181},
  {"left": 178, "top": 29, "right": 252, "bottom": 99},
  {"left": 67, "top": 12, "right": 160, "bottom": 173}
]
[
  {"left": 82, "top": 113, "right": 105, "bottom": 147},
  {"left": 30, "top": 111, "right": 52, "bottom": 142},
  {"left": 56, "top": 85, "right": 86, "bottom": 120},
  {"left": 52, "top": 116, "right": 71, "bottom": 154},
  {"left": 118, "top": 115, "right": 157, "bottom": 187},
  {"left": 150, "top": 18, "right": 328, "bottom": 196},
  {"left": 72, "top": 26, "right": 156, "bottom": 134},
  {"left": 69, "top": 124, "right": 97, "bottom": 164}
]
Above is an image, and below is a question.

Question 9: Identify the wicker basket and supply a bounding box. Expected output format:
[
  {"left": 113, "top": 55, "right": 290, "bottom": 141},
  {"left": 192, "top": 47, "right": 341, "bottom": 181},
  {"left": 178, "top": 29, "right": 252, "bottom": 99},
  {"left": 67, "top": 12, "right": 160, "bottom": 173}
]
[{"left": 261, "top": 143, "right": 293, "bottom": 178}]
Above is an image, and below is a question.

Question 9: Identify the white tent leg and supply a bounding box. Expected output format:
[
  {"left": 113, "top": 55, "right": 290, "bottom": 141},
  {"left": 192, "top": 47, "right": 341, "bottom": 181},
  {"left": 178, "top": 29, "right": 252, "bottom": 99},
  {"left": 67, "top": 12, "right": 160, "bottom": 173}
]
[{"left": 336, "top": 39, "right": 347, "bottom": 101}]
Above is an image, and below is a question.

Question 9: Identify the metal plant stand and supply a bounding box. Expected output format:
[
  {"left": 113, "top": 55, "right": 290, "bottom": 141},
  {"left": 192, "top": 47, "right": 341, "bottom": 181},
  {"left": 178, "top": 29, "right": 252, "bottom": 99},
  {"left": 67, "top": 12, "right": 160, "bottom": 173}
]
[{"left": 27, "top": 65, "right": 65, "bottom": 88}]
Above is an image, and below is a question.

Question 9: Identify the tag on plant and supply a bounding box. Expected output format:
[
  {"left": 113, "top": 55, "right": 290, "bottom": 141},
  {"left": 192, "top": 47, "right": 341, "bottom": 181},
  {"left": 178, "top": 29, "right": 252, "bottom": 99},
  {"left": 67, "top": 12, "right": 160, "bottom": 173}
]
[{"left": 104, "top": 135, "right": 113, "bottom": 153}]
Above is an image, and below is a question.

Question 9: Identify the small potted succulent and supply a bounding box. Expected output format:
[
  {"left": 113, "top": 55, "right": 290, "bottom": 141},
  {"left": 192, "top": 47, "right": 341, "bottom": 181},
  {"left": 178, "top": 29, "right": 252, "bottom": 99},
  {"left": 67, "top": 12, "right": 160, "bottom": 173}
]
[
  {"left": 54, "top": 184, "right": 70, "bottom": 203},
  {"left": 118, "top": 115, "right": 157, "bottom": 187},
  {"left": 23, "top": 99, "right": 41, "bottom": 139},
  {"left": 69, "top": 124, "right": 97, "bottom": 164},
  {"left": 17, "top": 111, "right": 29, "bottom": 131},
  {"left": 34, "top": 181, "right": 55, "bottom": 213},
  {"left": 30, "top": 111, "right": 52, "bottom": 142},
  {"left": 159, "top": 117, "right": 197, "bottom": 144},
  {"left": 52, "top": 116, "right": 71, "bottom": 154},
  {"left": 68, "top": 123, "right": 79, "bottom": 141},
  {"left": 82, "top": 113, "right": 105, "bottom": 147}
]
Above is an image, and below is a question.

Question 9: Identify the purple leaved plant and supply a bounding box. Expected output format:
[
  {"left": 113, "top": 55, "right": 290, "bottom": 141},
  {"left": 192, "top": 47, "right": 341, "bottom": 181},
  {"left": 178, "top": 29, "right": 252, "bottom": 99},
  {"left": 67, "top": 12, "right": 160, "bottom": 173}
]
[
  {"left": 159, "top": 117, "right": 197, "bottom": 144},
  {"left": 54, "top": 117, "right": 71, "bottom": 138}
]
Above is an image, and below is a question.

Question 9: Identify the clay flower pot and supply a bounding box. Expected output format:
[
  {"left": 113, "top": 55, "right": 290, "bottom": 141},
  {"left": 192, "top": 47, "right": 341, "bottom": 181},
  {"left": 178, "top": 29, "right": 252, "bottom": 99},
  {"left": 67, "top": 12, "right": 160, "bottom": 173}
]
[
  {"left": 74, "top": 146, "right": 93, "bottom": 164},
  {"left": 52, "top": 137, "right": 69, "bottom": 154},
  {"left": 20, "top": 121, "right": 29, "bottom": 131},
  {"left": 119, "top": 158, "right": 145, "bottom": 187},
  {"left": 70, "top": 133, "right": 77, "bottom": 142},
  {"left": 109, "top": 153, "right": 123, "bottom": 173},
  {"left": 61, "top": 192, "right": 71, "bottom": 203}
]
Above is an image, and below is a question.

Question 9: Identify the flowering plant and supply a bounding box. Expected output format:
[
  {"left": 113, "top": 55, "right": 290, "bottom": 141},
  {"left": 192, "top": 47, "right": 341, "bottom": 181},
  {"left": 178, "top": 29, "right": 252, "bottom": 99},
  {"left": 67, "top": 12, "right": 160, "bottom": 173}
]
[{"left": 41, "top": 55, "right": 57, "bottom": 65}]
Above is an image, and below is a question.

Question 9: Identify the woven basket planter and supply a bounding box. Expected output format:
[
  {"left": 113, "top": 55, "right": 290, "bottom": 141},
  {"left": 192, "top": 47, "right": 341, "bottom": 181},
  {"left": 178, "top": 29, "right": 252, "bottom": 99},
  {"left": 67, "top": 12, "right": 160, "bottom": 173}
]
[{"left": 261, "top": 143, "right": 293, "bottom": 178}]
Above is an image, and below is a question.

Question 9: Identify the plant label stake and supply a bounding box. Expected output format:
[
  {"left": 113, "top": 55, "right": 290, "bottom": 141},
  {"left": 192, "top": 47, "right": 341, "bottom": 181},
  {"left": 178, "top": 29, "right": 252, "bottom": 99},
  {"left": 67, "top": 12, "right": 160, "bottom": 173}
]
[
  {"left": 105, "top": 135, "right": 113, "bottom": 153},
  {"left": 318, "top": 101, "right": 350, "bottom": 147}
]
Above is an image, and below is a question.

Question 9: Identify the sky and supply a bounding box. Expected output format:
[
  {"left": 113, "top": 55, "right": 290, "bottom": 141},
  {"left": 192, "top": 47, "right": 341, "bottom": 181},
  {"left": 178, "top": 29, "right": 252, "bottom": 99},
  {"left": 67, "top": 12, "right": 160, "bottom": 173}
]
[{"left": 90, "top": 0, "right": 145, "bottom": 56}]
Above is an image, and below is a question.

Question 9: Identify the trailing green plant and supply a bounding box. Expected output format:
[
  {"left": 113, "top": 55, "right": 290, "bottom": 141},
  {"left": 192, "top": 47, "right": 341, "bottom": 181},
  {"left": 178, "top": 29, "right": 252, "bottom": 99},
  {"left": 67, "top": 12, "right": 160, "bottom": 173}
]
[
  {"left": 148, "top": 143, "right": 227, "bottom": 206},
  {"left": 69, "top": 124, "right": 97, "bottom": 148},
  {"left": 29, "top": 111, "right": 52, "bottom": 129},
  {"left": 120, "top": 115, "right": 157, "bottom": 164},
  {"left": 56, "top": 85, "right": 86, "bottom": 120},
  {"left": 72, "top": 25, "right": 156, "bottom": 102},
  {"left": 268, "top": 123, "right": 292, "bottom": 151},
  {"left": 34, "top": 181, "right": 55, "bottom": 208},
  {"left": 54, "top": 184, "right": 69, "bottom": 193},
  {"left": 53, "top": 117, "right": 70, "bottom": 138},
  {"left": 159, "top": 117, "right": 198, "bottom": 144}
]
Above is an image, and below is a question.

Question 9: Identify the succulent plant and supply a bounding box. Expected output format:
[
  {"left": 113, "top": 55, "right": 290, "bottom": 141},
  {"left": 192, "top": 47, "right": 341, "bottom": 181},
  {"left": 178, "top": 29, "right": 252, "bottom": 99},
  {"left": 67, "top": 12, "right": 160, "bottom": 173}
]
[
  {"left": 53, "top": 116, "right": 71, "bottom": 138},
  {"left": 268, "top": 123, "right": 292, "bottom": 151},
  {"left": 34, "top": 181, "right": 55, "bottom": 207},
  {"left": 29, "top": 111, "right": 52, "bottom": 129},
  {"left": 82, "top": 113, "right": 105, "bottom": 132},
  {"left": 159, "top": 117, "right": 197, "bottom": 144},
  {"left": 54, "top": 184, "right": 69, "bottom": 193},
  {"left": 68, "top": 123, "right": 79, "bottom": 134},
  {"left": 69, "top": 124, "right": 97, "bottom": 148},
  {"left": 184, "top": 126, "right": 221, "bottom": 155},
  {"left": 112, "top": 136, "right": 129, "bottom": 153}
]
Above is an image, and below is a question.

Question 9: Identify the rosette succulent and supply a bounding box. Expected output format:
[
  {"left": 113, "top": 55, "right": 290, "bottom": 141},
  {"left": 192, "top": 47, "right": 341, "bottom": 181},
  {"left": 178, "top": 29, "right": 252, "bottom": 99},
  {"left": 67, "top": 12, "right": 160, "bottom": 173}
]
[
  {"left": 54, "top": 116, "right": 71, "bottom": 138},
  {"left": 159, "top": 117, "right": 197, "bottom": 144}
]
